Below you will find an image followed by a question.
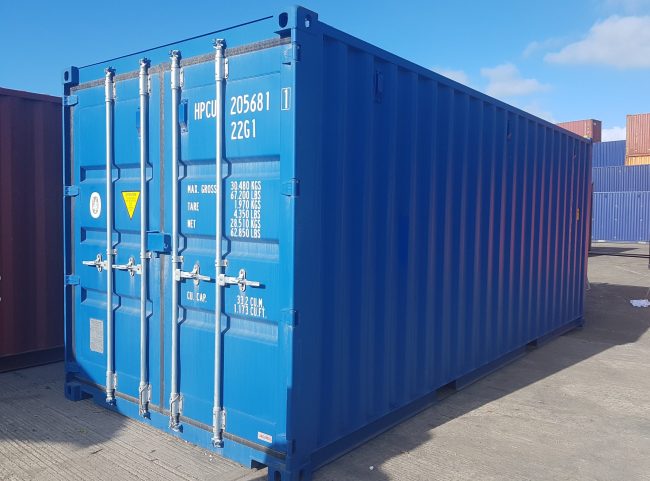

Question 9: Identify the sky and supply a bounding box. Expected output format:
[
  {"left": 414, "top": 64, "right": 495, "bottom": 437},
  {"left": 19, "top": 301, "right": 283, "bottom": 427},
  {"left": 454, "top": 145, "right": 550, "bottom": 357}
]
[{"left": 1, "top": 0, "right": 649, "bottom": 140}]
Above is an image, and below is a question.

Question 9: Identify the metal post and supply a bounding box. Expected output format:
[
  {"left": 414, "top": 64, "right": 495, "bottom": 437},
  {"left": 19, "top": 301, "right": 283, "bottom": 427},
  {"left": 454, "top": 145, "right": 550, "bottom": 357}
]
[
  {"left": 212, "top": 39, "right": 226, "bottom": 447},
  {"left": 104, "top": 67, "right": 116, "bottom": 404},
  {"left": 138, "top": 58, "right": 151, "bottom": 417},
  {"left": 169, "top": 50, "right": 182, "bottom": 431}
]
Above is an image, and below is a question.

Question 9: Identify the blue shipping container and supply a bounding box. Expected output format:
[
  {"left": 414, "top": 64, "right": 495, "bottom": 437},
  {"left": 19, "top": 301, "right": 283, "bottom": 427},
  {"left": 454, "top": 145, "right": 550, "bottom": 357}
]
[
  {"left": 592, "top": 140, "right": 626, "bottom": 167},
  {"left": 592, "top": 165, "right": 650, "bottom": 192},
  {"left": 62, "top": 7, "right": 592, "bottom": 480},
  {"left": 592, "top": 192, "right": 650, "bottom": 242}
]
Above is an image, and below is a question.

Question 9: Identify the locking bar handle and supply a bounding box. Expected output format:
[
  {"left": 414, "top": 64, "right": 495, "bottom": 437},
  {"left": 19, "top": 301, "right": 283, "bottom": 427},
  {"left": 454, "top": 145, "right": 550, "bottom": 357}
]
[
  {"left": 113, "top": 256, "right": 141, "bottom": 277},
  {"left": 218, "top": 268, "right": 261, "bottom": 292},
  {"left": 82, "top": 253, "right": 108, "bottom": 272},
  {"left": 175, "top": 263, "right": 211, "bottom": 285}
]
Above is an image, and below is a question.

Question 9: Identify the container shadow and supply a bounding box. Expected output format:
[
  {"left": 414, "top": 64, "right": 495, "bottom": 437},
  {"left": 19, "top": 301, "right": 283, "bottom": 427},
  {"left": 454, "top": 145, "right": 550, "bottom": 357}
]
[
  {"left": 0, "top": 362, "right": 128, "bottom": 449},
  {"left": 589, "top": 245, "right": 645, "bottom": 256},
  {"left": 1, "top": 283, "right": 648, "bottom": 480},
  {"left": 314, "top": 282, "right": 650, "bottom": 481}
]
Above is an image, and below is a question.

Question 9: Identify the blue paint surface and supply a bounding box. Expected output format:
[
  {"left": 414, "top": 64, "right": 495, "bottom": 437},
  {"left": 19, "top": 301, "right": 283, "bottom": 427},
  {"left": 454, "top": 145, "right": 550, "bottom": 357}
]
[
  {"left": 593, "top": 165, "right": 650, "bottom": 192},
  {"left": 63, "top": 7, "right": 591, "bottom": 480},
  {"left": 593, "top": 140, "right": 626, "bottom": 167},
  {"left": 592, "top": 192, "right": 650, "bottom": 242}
]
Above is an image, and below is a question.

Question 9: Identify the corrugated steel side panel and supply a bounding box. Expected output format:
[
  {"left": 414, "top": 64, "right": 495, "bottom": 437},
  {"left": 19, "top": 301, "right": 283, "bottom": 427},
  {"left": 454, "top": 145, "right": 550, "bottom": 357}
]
[
  {"left": 0, "top": 88, "right": 63, "bottom": 369},
  {"left": 626, "top": 113, "right": 650, "bottom": 156},
  {"left": 557, "top": 119, "right": 602, "bottom": 142},
  {"left": 625, "top": 155, "right": 650, "bottom": 166},
  {"left": 293, "top": 15, "right": 591, "bottom": 468},
  {"left": 592, "top": 165, "right": 650, "bottom": 192},
  {"left": 593, "top": 140, "right": 626, "bottom": 167},
  {"left": 592, "top": 192, "right": 650, "bottom": 242}
]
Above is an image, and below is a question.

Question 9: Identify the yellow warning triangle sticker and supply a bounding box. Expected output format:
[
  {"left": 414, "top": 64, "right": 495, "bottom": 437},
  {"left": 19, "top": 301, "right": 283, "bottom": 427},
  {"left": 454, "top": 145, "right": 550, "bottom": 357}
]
[{"left": 122, "top": 191, "right": 140, "bottom": 219}]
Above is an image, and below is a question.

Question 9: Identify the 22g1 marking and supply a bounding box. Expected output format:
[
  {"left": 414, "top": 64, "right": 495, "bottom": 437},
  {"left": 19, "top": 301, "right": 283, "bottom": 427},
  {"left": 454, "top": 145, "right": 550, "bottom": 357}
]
[{"left": 229, "top": 91, "right": 270, "bottom": 141}]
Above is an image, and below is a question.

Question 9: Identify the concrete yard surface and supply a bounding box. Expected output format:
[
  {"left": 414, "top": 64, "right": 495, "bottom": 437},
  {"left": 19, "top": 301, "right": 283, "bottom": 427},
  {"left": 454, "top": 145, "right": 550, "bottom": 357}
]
[
  {"left": 1, "top": 244, "right": 650, "bottom": 480},
  {"left": 0, "top": 365, "right": 263, "bottom": 481}
]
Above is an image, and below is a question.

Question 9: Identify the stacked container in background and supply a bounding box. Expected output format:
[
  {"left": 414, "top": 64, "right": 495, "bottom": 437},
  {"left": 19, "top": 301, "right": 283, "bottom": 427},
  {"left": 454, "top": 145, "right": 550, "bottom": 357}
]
[
  {"left": 592, "top": 139, "right": 650, "bottom": 242},
  {"left": 0, "top": 88, "right": 63, "bottom": 371},
  {"left": 557, "top": 119, "right": 602, "bottom": 142},
  {"left": 592, "top": 139, "right": 625, "bottom": 167},
  {"left": 625, "top": 113, "right": 650, "bottom": 165}
]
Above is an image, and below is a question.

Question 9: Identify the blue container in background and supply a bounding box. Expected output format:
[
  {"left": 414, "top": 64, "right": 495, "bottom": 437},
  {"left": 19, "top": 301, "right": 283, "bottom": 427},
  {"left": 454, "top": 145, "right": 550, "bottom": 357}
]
[
  {"left": 592, "top": 165, "right": 650, "bottom": 192},
  {"left": 592, "top": 192, "right": 650, "bottom": 242},
  {"left": 593, "top": 140, "right": 626, "bottom": 167},
  {"left": 62, "top": 7, "right": 592, "bottom": 480}
]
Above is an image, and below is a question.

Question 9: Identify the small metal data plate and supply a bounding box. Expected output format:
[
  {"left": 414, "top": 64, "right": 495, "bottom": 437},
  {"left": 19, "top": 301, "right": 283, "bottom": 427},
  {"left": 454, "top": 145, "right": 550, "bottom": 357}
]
[{"left": 90, "top": 318, "right": 104, "bottom": 353}]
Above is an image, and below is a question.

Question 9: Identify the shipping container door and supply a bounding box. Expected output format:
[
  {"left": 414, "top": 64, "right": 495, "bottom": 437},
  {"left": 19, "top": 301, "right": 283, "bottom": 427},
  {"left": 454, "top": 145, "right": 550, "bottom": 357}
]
[
  {"left": 73, "top": 73, "right": 162, "bottom": 406},
  {"left": 166, "top": 42, "right": 293, "bottom": 451}
]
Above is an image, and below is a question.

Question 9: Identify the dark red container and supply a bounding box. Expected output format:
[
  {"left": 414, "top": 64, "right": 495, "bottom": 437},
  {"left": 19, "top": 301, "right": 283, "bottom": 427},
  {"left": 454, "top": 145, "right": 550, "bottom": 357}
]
[
  {"left": 557, "top": 119, "right": 602, "bottom": 142},
  {"left": 0, "top": 87, "right": 63, "bottom": 372},
  {"left": 626, "top": 113, "right": 650, "bottom": 157}
]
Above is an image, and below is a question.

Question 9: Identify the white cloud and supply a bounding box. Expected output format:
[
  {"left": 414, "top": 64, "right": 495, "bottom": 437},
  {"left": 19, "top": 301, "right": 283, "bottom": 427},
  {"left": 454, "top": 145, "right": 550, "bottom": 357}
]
[
  {"left": 480, "top": 63, "right": 550, "bottom": 98},
  {"left": 545, "top": 15, "right": 650, "bottom": 68},
  {"left": 602, "top": 126, "right": 626, "bottom": 141},
  {"left": 434, "top": 68, "right": 470, "bottom": 85},
  {"left": 523, "top": 38, "right": 566, "bottom": 58}
]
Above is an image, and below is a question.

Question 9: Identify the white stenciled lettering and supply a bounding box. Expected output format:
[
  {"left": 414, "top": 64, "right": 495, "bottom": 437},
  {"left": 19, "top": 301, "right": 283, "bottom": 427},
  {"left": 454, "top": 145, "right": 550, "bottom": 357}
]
[
  {"left": 229, "top": 180, "right": 262, "bottom": 239},
  {"left": 234, "top": 294, "right": 265, "bottom": 318},
  {"left": 187, "top": 201, "right": 199, "bottom": 212},
  {"left": 193, "top": 100, "right": 217, "bottom": 120},
  {"left": 187, "top": 219, "right": 196, "bottom": 229},
  {"left": 187, "top": 290, "right": 207, "bottom": 303},
  {"left": 201, "top": 184, "right": 217, "bottom": 194},
  {"left": 187, "top": 184, "right": 198, "bottom": 194}
]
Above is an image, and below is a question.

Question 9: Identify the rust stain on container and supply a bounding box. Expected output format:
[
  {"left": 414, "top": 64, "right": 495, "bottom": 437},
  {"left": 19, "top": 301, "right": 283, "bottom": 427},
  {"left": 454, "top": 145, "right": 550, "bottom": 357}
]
[
  {"left": 626, "top": 113, "right": 650, "bottom": 157},
  {"left": 0, "top": 87, "right": 63, "bottom": 371},
  {"left": 557, "top": 119, "right": 602, "bottom": 142}
]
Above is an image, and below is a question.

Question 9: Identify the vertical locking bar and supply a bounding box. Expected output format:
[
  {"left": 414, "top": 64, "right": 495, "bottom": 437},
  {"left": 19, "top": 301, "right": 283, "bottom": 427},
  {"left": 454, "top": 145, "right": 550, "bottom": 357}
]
[
  {"left": 169, "top": 50, "right": 182, "bottom": 431},
  {"left": 138, "top": 58, "right": 151, "bottom": 417},
  {"left": 104, "top": 67, "right": 116, "bottom": 404},
  {"left": 212, "top": 38, "right": 226, "bottom": 447}
]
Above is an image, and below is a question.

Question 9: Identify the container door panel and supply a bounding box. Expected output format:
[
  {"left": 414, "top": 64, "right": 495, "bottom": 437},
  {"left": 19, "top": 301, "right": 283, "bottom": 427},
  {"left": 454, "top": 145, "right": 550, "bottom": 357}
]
[
  {"left": 112, "top": 78, "right": 144, "bottom": 398},
  {"left": 73, "top": 74, "right": 162, "bottom": 403},
  {"left": 222, "top": 44, "right": 293, "bottom": 451},
  {"left": 73, "top": 86, "right": 109, "bottom": 386},
  {"left": 170, "top": 44, "right": 292, "bottom": 450}
]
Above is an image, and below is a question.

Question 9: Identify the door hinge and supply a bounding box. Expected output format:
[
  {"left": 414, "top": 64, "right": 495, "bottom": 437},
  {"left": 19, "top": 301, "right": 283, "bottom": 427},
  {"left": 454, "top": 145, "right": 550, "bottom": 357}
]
[
  {"left": 65, "top": 275, "right": 80, "bottom": 285},
  {"left": 282, "top": 179, "right": 300, "bottom": 197},
  {"left": 283, "top": 43, "right": 301, "bottom": 64},
  {"left": 63, "top": 95, "right": 78, "bottom": 106},
  {"left": 64, "top": 185, "right": 80, "bottom": 197}
]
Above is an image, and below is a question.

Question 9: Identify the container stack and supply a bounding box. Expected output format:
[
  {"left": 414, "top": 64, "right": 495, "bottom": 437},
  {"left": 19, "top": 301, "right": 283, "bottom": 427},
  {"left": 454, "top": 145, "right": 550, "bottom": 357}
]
[
  {"left": 592, "top": 139, "right": 650, "bottom": 242},
  {"left": 557, "top": 119, "right": 602, "bottom": 142},
  {"left": 625, "top": 113, "right": 650, "bottom": 165}
]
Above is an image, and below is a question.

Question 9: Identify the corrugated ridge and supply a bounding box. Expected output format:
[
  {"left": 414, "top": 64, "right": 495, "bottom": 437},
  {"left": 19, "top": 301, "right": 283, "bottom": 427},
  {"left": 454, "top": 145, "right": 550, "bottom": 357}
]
[
  {"left": 592, "top": 165, "right": 650, "bottom": 192},
  {"left": 308, "top": 34, "right": 590, "bottom": 453},
  {"left": 591, "top": 191, "right": 650, "bottom": 242},
  {"left": 593, "top": 140, "right": 626, "bottom": 167},
  {"left": 0, "top": 92, "right": 63, "bottom": 363}
]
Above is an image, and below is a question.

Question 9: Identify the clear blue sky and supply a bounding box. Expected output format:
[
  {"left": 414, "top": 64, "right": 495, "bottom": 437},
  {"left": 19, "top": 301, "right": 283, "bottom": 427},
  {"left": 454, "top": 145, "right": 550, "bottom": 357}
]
[{"left": 2, "top": 0, "right": 648, "bottom": 139}]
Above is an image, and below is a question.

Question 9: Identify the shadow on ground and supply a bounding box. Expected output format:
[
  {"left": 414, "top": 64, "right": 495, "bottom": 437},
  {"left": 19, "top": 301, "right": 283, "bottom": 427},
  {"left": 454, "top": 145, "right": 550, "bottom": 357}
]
[
  {"left": 314, "top": 281, "right": 650, "bottom": 480},
  {"left": 0, "top": 362, "right": 127, "bottom": 448},
  {"left": 1, "top": 281, "right": 648, "bottom": 481},
  {"left": 589, "top": 244, "right": 649, "bottom": 257}
]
